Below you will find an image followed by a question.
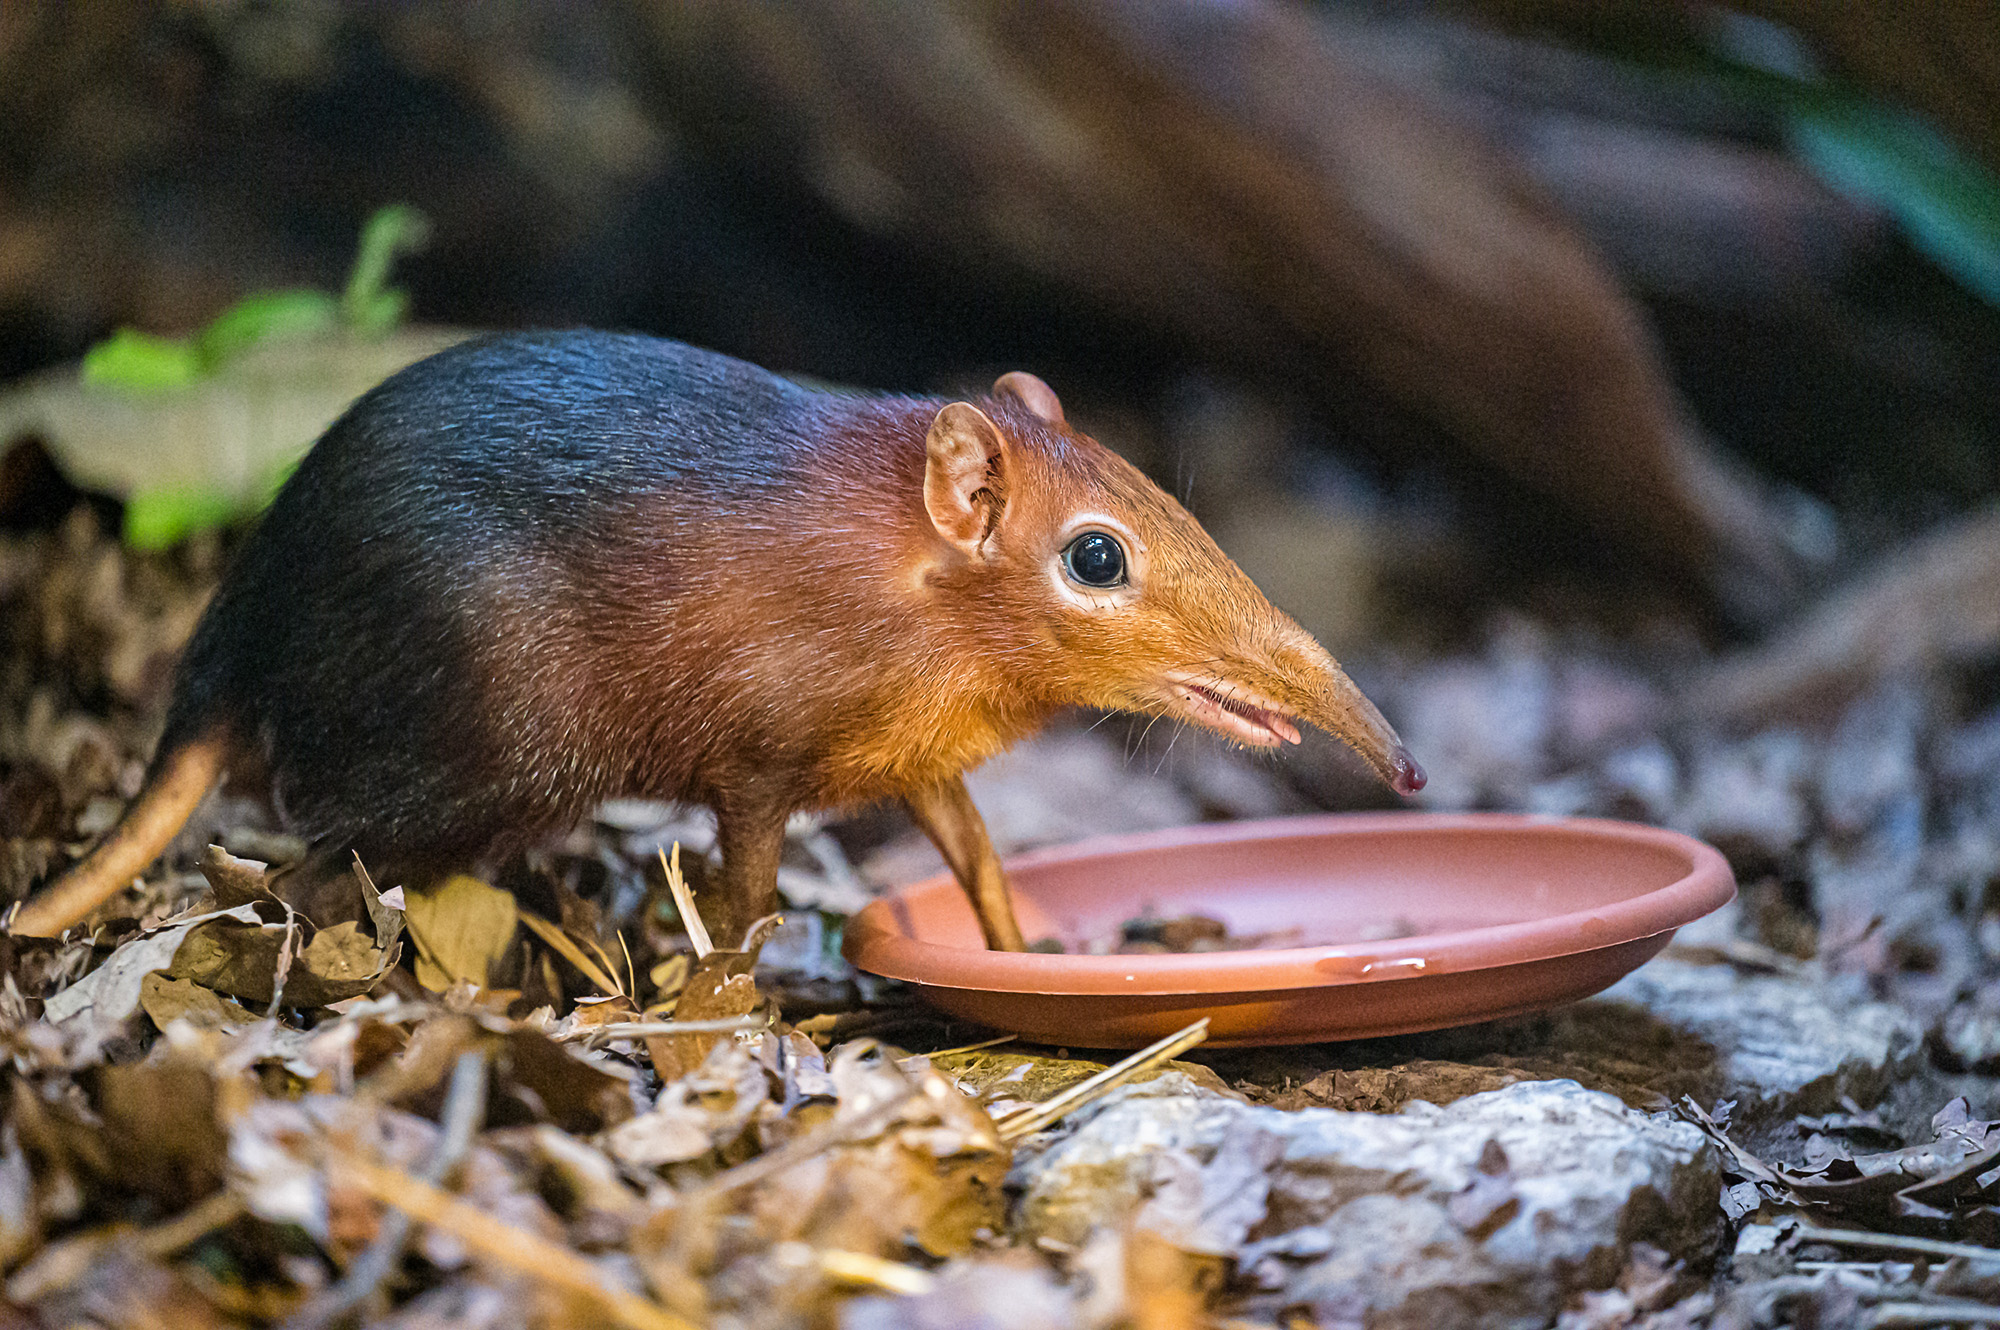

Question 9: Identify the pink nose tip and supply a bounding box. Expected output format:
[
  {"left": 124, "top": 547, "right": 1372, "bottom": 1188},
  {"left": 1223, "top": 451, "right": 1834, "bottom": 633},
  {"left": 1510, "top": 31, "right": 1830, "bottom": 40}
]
[{"left": 1391, "top": 747, "right": 1427, "bottom": 797}]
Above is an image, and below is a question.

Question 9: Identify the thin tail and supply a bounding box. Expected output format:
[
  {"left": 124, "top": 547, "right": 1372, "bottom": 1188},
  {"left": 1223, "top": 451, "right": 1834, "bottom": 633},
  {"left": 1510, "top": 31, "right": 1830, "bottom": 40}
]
[{"left": 10, "top": 731, "right": 228, "bottom": 937}]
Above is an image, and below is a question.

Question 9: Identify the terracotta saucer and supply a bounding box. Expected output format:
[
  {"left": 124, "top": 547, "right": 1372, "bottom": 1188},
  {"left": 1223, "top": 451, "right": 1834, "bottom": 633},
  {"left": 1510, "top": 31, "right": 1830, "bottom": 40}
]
[{"left": 843, "top": 812, "right": 1736, "bottom": 1048}]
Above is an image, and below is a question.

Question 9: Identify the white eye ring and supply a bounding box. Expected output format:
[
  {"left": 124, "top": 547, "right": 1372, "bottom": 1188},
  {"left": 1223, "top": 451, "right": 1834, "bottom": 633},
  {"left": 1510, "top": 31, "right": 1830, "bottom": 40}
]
[{"left": 1047, "top": 512, "right": 1145, "bottom": 611}]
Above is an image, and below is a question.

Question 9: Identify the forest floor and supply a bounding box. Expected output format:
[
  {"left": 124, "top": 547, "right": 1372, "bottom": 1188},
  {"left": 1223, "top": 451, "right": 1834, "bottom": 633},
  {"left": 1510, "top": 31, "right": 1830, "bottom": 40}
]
[{"left": 2, "top": 497, "right": 1999, "bottom": 1330}]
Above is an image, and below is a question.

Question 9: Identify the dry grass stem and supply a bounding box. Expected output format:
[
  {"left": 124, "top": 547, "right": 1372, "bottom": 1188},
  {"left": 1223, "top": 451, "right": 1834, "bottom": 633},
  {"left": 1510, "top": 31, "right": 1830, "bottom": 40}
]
[
  {"left": 818, "top": 1248, "right": 937, "bottom": 1295},
  {"left": 659, "top": 845, "right": 711, "bottom": 958},
  {"left": 519, "top": 911, "right": 626, "bottom": 996},
  {"left": 923, "top": 1033, "right": 1017, "bottom": 1059},
  {"left": 996, "top": 1018, "right": 1211, "bottom": 1141}
]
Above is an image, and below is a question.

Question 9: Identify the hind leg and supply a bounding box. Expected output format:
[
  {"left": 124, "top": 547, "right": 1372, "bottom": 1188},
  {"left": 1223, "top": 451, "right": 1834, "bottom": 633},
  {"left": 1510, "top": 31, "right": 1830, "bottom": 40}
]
[{"left": 710, "top": 799, "right": 788, "bottom": 951}]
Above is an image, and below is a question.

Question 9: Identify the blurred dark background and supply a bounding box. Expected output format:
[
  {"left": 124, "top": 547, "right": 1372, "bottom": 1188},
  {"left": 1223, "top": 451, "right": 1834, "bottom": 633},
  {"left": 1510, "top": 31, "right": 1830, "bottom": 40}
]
[{"left": 4, "top": 0, "right": 1998, "bottom": 646}]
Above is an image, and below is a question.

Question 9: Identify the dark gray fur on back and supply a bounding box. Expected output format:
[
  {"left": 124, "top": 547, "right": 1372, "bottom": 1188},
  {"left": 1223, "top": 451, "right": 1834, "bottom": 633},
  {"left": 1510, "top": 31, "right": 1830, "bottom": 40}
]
[{"left": 162, "top": 330, "right": 822, "bottom": 868}]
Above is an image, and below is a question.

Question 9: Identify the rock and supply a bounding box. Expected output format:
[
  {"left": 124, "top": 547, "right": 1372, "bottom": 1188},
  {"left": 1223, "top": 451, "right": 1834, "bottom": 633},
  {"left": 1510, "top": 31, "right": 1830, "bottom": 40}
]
[
  {"left": 1584, "top": 959, "right": 1924, "bottom": 1123},
  {"left": 841, "top": 1256, "right": 1076, "bottom": 1330},
  {"left": 1012, "top": 1078, "right": 1720, "bottom": 1330},
  {"left": 1431, "top": 960, "right": 1924, "bottom": 1128}
]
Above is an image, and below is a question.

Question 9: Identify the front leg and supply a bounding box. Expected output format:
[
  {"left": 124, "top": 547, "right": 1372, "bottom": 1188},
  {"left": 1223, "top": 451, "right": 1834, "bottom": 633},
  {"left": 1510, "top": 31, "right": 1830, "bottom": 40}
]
[
  {"left": 712, "top": 799, "right": 788, "bottom": 951},
  {"left": 903, "top": 775, "right": 1025, "bottom": 952}
]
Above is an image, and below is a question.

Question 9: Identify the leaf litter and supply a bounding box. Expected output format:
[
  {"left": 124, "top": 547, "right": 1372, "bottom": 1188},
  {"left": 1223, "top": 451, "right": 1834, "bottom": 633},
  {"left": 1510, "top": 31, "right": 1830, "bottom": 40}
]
[
  {"left": 0, "top": 506, "right": 1240, "bottom": 1322},
  {"left": 13, "top": 492, "right": 2000, "bottom": 1326},
  {"left": 0, "top": 794, "right": 1228, "bottom": 1329}
]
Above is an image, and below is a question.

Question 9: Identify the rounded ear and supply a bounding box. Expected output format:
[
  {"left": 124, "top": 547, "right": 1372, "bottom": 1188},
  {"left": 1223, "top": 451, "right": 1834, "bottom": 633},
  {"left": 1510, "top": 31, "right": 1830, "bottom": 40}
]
[
  {"left": 992, "top": 371, "right": 1064, "bottom": 425},
  {"left": 925, "top": 402, "right": 1008, "bottom": 556}
]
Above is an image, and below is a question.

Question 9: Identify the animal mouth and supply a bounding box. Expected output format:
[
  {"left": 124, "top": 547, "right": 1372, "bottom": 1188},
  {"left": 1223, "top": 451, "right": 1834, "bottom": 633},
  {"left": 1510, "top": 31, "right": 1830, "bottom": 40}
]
[{"left": 1164, "top": 674, "right": 1303, "bottom": 748}]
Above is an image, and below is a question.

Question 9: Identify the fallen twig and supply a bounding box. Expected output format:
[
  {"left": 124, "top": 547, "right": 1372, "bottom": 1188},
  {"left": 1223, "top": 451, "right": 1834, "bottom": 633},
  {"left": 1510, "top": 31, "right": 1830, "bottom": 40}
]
[
  {"left": 137, "top": 1188, "right": 246, "bottom": 1259},
  {"left": 706, "top": 1083, "right": 921, "bottom": 1199},
  {"left": 996, "top": 1019, "right": 1211, "bottom": 1141},
  {"left": 561, "top": 1015, "right": 770, "bottom": 1048},
  {"left": 1795, "top": 1225, "right": 2000, "bottom": 1269},
  {"left": 1696, "top": 501, "right": 2000, "bottom": 720},
  {"left": 284, "top": 1050, "right": 488, "bottom": 1330},
  {"left": 332, "top": 1145, "right": 695, "bottom": 1330}
]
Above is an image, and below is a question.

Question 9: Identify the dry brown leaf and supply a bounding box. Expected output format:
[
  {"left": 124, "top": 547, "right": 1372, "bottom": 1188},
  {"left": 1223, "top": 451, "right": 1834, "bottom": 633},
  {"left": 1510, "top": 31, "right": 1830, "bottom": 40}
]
[
  {"left": 40, "top": 903, "right": 264, "bottom": 1045},
  {"left": 1126, "top": 1229, "right": 1226, "bottom": 1330},
  {"left": 738, "top": 1045, "right": 1009, "bottom": 1260},
  {"left": 196, "top": 844, "right": 282, "bottom": 911},
  {"left": 648, "top": 953, "right": 690, "bottom": 1008},
  {"left": 403, "top": 874, "right": 518, "bottom": 993},
  {"left": 354, "top": 855, "right": 405, "bottom": 959},
  {"left": 745, "top": 1131, "right": 1006, "bottom": 1260},
  {"left": 1685, "top": 1096, "right": 2000, "bottom": 1240},
  {"left": 646, "top": 917, "right": 780, "bottom": 1082},
  {"left": 334, "top": 1148, "right": 695, "bottom": 1330},
  {"left": 166, "top": 914, "right": 392, "bottom": 1009},
  {"left": 8, "top": 1238, "right": 228, "bottom": 1330},
  {"left": 493, "top": 1124, "right": 644, "bottom": 1232},
  {"left": 605, "top": 1042, "right": 771, "bottom": 1168},
  {"left": 92, "top": 1058, "right": 229, "bottom": 1208},
  {"left": 496, "top": 1027, "right": 636, "bottom": 1135},
  {"left": 138, "top": 973, "right": 255, "bottom": 1032},
  {"left": 840, "top": 1253, "right": 1074, "bottom": 1330},
  {"left": 566, "top": 995, "right": 643, "bottom": 1033},
  {"left": 371, "top": 1015, "right": 489, "bottom": 1113},
  {"left": 0, "top": 1125, "right": 35, "bottom": 1272}
]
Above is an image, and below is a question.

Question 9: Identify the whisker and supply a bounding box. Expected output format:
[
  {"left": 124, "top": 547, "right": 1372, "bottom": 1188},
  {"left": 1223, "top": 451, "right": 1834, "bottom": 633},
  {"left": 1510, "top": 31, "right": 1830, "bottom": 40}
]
[{"left": 1132, "top": 711, "right": 1165, "bottom": 767}]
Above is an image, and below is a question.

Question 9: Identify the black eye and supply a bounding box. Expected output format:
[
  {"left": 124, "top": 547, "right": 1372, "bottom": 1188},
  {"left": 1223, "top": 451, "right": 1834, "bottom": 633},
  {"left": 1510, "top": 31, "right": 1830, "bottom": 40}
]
[{"left": 1063, "top": 531, "right": 1127, "bottom": 588}]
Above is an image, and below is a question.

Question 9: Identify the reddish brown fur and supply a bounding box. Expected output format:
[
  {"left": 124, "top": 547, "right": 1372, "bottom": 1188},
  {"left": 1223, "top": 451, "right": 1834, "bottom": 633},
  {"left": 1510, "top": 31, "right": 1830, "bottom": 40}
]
[
  {"left": 16, "top": 334, "right": 1419, "bottom": 947},
  {"left": 476, "top": 390, "right": 1407, "bottom": 826}
]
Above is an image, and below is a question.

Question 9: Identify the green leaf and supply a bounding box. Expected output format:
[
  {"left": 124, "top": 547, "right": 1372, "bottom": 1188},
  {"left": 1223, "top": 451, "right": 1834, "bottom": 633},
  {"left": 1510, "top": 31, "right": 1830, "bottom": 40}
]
[
  {"left": 340, "top": 203, "right": 430, "bottom": 336},
  {"left": 196, "top": 289, "right": 338, "bottom": 366},
  {"left": 347, "top": 288, "right": 409, "bottom": 340},
  {"left": 1787, "top": 101, "right": 2000, "bottom": 308},
  {"left": 1687, "top": 48, "right": 2000, "bottom": 310},
  {"left": 80, "top": 330, "right": 205, "bottom": 391},
  {"left": 122, "top": 487, "right": 246, "bottom": 550}
]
